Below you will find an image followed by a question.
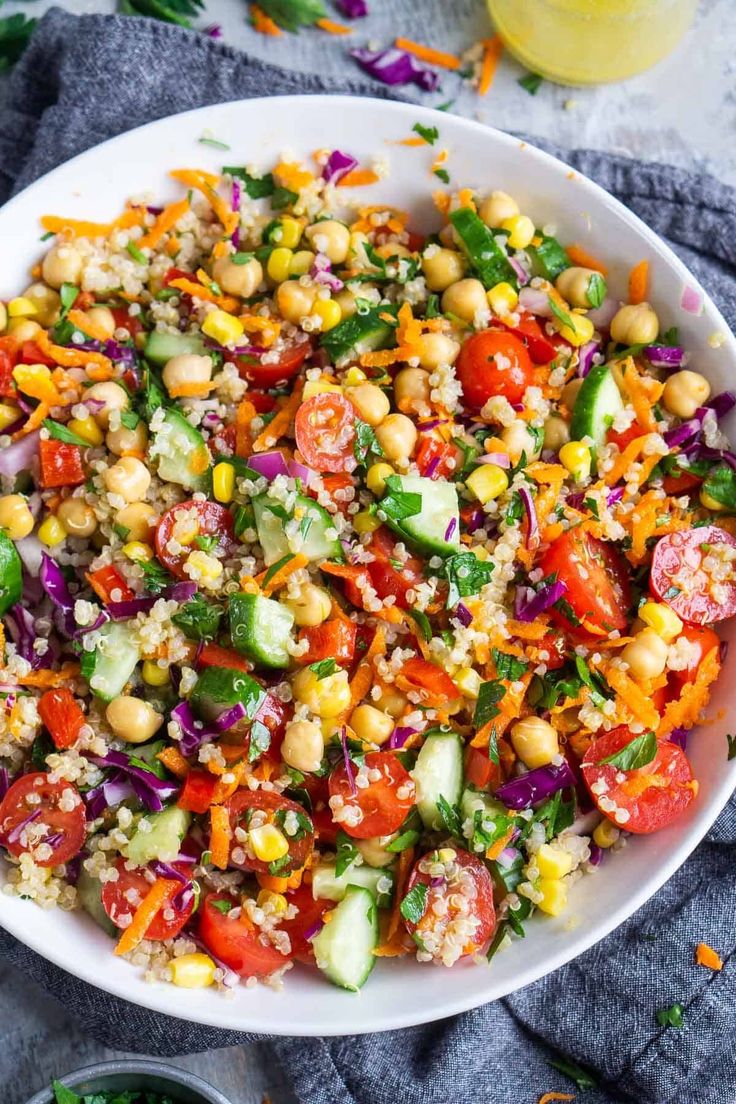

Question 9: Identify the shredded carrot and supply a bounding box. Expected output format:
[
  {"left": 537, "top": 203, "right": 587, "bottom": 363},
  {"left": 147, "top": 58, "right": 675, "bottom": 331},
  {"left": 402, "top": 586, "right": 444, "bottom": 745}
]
[
  {"left": 167, "top": 277, "right": 238, "bottom": 313},
  {"left": 35, "top": 330, "right": 112, "bottom": 377},
  {"left": 628, "top": 259, "right": 649, "bottom": 305},
  {"left": 433, "top": 190, "right": 451, "bottom": 215},
  {"left": 457, "top": 187, "right": 476, "bottom": 211},
  {"left": 212, "top": 760, "right": 246, "bottom": 804},
  {"left": 395, "top": 36, "right": 461, "bottom": 70},
  {"left": 505, "top": 619, "right": 549, "bottom": 641},
  {"left": 478, "top": 35, "right": 503, "bottom": 95},
  {"left": 252, "top": 380, "right": 303, "bottom": 452},
  {"left": 346, "top": 626, "right": 386, "bottom": 712},
  {"left": 539, "top": 1094, "right": 576, "bottom": 1104},
  {"left": 316, "top": 17, "right": 351, "bottom": 33},
  {"left": 336, "top": 168, "right": 380, "bottom": 188},
  {"left": 12, "top": 400, "right": 50, "bottom": 439},
  {"left": 66, "top": 309, "right": 110, "bottom": 343},
  {"left": 604, "top": 435, "right": 648, "bottom": 487},
  {"left": 695, "top": 942, "right": 723, "bottom": 971},
  {"left": 486, "top": 826, "right": 515, "bottom": 861},
  {"left": 399, "top": 136, "right": 428, "bottom": 147},
  {"left": 602, "top": 663, "right": 660, "bottom": 730},
  {"left": 565, "top": 244, "right": 608, "bottom": 275},
  {"left": 259, "top": 552, "right": 309, "bottom": 595},
  {"left": 658, "top": 646, "right": 720, "bottom": 736},
  {"left": 16, "top": 663, "right": 80, "bottom": 688},
  {"left": 139, "top": 197, "right": 190, "bottom": 250},
  {"left": 156, "top": 746, "right": 189, "bottom": 779},
  {"left": 169, "top": 169, "right": 238, "bottom": 236},
  {"left": 114, "top": 879, "right": 179, "bottom": 956},
  {"left": 273, "top": 161, "right": 314, "bottom": 191},
  {"left": 614, "top": 356, "right": 662, "bottom": 433},
  {"left": 251, "top": 3, "right": 282, "bottom": 33},
  {"left": 40, "top": 208, "right": 145, "bottom": 240},
  {"left": 210, "top": 805, "right": 232, "bottom": 870}
]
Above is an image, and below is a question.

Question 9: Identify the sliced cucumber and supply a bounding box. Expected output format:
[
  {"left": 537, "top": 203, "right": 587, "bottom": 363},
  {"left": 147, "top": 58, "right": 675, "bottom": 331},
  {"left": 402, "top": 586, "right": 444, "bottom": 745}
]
[
  {"left": 569, "top": 363, "right": 624, "bottom": 451},
  {"left": 321, "top": 305, "right": 397, "bottom": 364},
  {"left": 449, "top": 207, "right": 517, "bottom": 289},
  {"left": 412, "top": 729, "right": 464, "bottom": 830},
  {"left": 189, "top": 665, "right": 266, "bottom": 723},
  {"left": 460, "top": 787, "right": 508, "bottom": 824},
  {"left": 527, "top": 234, "right": 571, "bottom": 281},
  {"left": 383, "top": 475, "right": 460, "bottom": 557},
  {"left": 77, "top": 867, "right": 117, "bottom": 938},
  {"left": 126, "top": 804, "right": 191, "bottom": 865},
  {"left": 0, "top": 530, "right": 22, "bottom": 616},
  {"left": 144, "top": 330, "right": 206, "bottom": 368},
  {"left": 150, "top": 408, "right": 211, "bottom": 492},
  {"left": 80, "top": 621, "right": 140, "bottom": 702},
  {"left": 312, "top": 862, "right": 394, "bottom": 909},
  {"left": 130, "top": 738, "right": 167, "bottom": 778},
  {"left": 252, "top": 492, "right": 343, "bottom": 566},
  {"left": 229, "top": 592, "right": 294, "bottom": 669},
  {"left": 312, "top": 885, "right": 379, "bottom": 992}
]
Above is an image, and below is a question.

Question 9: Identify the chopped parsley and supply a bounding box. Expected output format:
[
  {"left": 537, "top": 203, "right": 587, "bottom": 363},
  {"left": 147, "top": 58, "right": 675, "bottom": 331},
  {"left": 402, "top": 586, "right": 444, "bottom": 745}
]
[
  {"left": 547, "top": 1054, "right": 598, "bottom": 1090},
  {"left": 442, "top": 552, "right": 494, "bottom": 607},
  {"left": 42, "top": 419, "right": 91, "bottom": 448},
  {"left": 353, "top": 418, "right": 383, "bottom": 465},
  {"left": 171, "top": 594, "right": 223, "bottom": 642},
  {"left": 473, "top": 680, "right": 506, "bottom": 729},
  {"left": 199, "top": 135, "right": 231, "bottom": 151},
  {"left": 433, "top": 167, "right": 450, "bottom": 184},
  {"left": 435, "top": 794, "right": 463, "bottom": 839},
  {"left": 309, "top": 658, "right": 338, "bottom": 680},
  {"left": 400, "top": 881, "right": 428, "bottom": 925},
  {"left": 598, "top": 730, "right": 657, "bottom": 771},
  {"left": 248, "top": 720, "right": 272, "bottom": 762},
  {"left": 335, "top": 829, "right": 360, "bottom": 877},
  {"left": 492, "top": 649, "right": 528, "bottom": 681},
  {"left": 252, "top": 0, "right": 326, "bottom": 31},
  {"left": 547, "top": 295, "right": 576, "bottom": 332},
  {"left": 586, "top": 271, "right": 607, "bottom": 308},
  {"left": 378, "top": 475, "right": 422, "bottom": 523},
  {"left": 412, "top": 122, "right": 439, "bottom": 145},
  {"left": 518, "top": 71, "right": 544, "bottom": 95},
  {"left": 126, "top": 241, "right": 147, "bottom": 266},
  {"left": 223, "top": 168, "right": 275, "bottom": 198},
  {"left": 656, "top": 1002, "right": 685, "bottom": 1029}
]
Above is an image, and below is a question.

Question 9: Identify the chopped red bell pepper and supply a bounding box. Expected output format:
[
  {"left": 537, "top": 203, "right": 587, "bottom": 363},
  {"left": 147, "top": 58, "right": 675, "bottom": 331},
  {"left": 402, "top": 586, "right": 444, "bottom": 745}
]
[
  {"left": 86, "top": 564, "right": 135, "bottom": 604},
  {"left": 37, "top": 688, "right": 86, "bottom": 750},
  {"left": 177, "top": 769, "right": 218, "bottom": 814},
  {"left": 0, "top": 336, "right": 19, "bottom": 395},
  {"left": 198, "top": 642, "right": 252, "bottom": 672},
  {"left": 38, "top": 439, "right": 86, "bottom": 488},
  {"left": 464, "top": 745, "right": 499, "bottom": 791},
  {"left": 299, "top": 618, "right": 357, "bottom": 666},
  {"left": 19, "top": 340, "right": 56, "bottom": 368},
  {"left": 416, "top": 437, "right": 457, "bottom": 480},
  {"left": 401, "top": 657, "right": 459, "bottom": 699}
]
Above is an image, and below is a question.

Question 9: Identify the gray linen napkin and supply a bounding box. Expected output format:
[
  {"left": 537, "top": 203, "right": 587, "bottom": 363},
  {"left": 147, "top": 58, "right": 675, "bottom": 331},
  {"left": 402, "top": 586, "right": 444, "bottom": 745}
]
[{"left": 1, "top": 10, "right": 736, "bottom": 1104}]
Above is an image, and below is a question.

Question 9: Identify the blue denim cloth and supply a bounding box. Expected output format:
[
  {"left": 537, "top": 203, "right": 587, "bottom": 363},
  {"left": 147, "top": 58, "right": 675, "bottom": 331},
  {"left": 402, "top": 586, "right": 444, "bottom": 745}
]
[{"left": 1, "top": 10, "right": 735, "bottom": 1103}]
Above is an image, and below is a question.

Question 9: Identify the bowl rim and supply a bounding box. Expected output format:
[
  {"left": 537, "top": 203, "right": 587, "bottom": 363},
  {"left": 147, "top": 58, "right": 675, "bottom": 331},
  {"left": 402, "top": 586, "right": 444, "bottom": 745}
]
[
  {"left": 1, "top": 92, "right": 735, "bottom": 1036},
  {"left": 24, "top": 1060, "right": 232, "bottom": 1104}
]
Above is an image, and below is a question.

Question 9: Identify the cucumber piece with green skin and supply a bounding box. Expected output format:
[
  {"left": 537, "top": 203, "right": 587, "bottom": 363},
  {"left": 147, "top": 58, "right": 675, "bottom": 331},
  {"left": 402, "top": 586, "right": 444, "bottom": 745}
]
[
  {"left": 569, "top": 362, "right": 624, "bottom": 451},
  {"left": 383, "top": 475, "right": 460, "bottom": 557},
  {"left": 229, "top": 592, "right": 294, "bottom": 669},
  {"left": 460, "top": 787, "right": 508, "bottom": 824},
  {"left": 144, "top": 330, "right": 206, "bottom": 368},
  {"left": 126, "top": 805, "right": 191, "bottom": 865},
  {"left": 80, "top": 621, "right": 140, "bottom": 702},
  {"left": 150, "top": 408, "right": 211, "bottom": 492},
  {"left": 189, "top": 665, "right": 266, "bottom": 723},
  {"left": 252, "top": 492, "right": 343, "bottom": 566},
  {"left": 0, "top": 530, "right": 22, "bottom": 616},
  {"left": 129, "top": 738, "right": 168, "bottom": 779},
  {"left": 411, "top": 729, "right": 464, "bottom": 830},
  {"left": 527, "top": 234, "right": 571, "bottom": 281},
  {"left": 320, "top": 305, "right": 397, "bottom": 364},
  {"left": 311, "top": 862, "right": 394, "bottom": 909},
  {"left": 449, "top": 207, "right": 517, "bottom": 290},
  {"left": 77, "top": 867, "right": 117, "bottom": 938},
  {"left": 312, "top": 885, "right": 379, "bottom": 992}
]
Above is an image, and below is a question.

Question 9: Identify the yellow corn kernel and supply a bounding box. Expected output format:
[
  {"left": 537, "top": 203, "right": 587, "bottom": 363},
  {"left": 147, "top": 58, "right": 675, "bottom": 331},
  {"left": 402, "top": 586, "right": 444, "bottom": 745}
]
[
  {"left": 257, "top": 889, "right": 288, "bottom": 915},
  {"left": 437, "top": 847, "right": 456, "bottom": 864},
  {"left": 169, "top": 953, "right": 216, "bottom": 989},
  {"left": 471, "top": 546, "right": 491, "bottom": 561},
  {"left": 487, "top": 281, "right": 519, "bottom": 316},
  {"left": 556, "top": 310, "right": 595, "bottom": 348},
  {"left": 303, "top": 378, "right": 343, "bottom": 400},
  {"left": 142, "top": 660, "right": 170, "bottom": 686},
  {"left": 122, "top": 541, "right": 153, "bottom": 562},
  {"left": 0, "top": 403, "right": 21, "bottom": 432},
  {"left": 536, "top": 843, "right": 573, "bottom": 880},
  {"left": 700, "top": 487, "right": 726, "bottom": 512},
  {"left": 38, "top": 515, "right": 67, "bottom": 547},
  {"left": 12, "top": 362, "right": 52, "bottom": 395},
  {"left": 267, "top": 247, "right": 295, "bottom": 284},
  {"left": 353, "top": 510, "right": 381, "bottom": 535},
  {"left": 559, "top": 441, "right": 591, "bottom": 482},
  {"left": 536, "top": 878, "right": 568, "bottom": 917},
  {"left": 313, "top": 299, "right": 342, "bottom": 332},
  {"left": 343, "top": 366, "right": 367, "bottom": 387},
  {"left": 292, "top": 667, "right": 351, "bottom": 717},
  {"left": 466, "top": 464, "right": 509, "bottom": 504},
  {"left": 186, "top": 549, "right": 223, "bottom": 582},
  {"left": 593, "top": 819, "right": 620, "bottom": 849},
  {"left": 249, "top": 823, "right": 289, "bottom": 863},
  {"left": 7, "top": 296, "right": 38, "bottom": 318},
  {"left": 638, "top": 600, "right": 683, "bottom": 642},
  {"left": 67, "top": 416, "right": 104, "bottom": 447},
  {"left": 277, "top": 216, "right": 303, "bottom": 250},
  {"left": 289, "top": 250, "right": 315, "bottom": 277},
  {"left": 212, "top": 461, "right": 236, "bottom": 504},
  {"left": 366, "top": 462, "right": 394, "bottom": 496},
  {"left": 201, "top": 309, "right": 244, "bottom": 346},
  {"left": 501, "top": 214, "right": 535, "bottom": 250},
  {"left": 455, "top": 667, "right": 482, "bottom": 699}
]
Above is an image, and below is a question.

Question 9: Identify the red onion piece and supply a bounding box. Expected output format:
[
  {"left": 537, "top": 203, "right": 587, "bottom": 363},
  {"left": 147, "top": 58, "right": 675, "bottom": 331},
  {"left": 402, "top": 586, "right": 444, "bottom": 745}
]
[
  {"left": 477, "top": 452, "right": 511, "bottom": 469},
  {"left": 518, "top": 485, "right": 539, "bottom": 550},
  {"left": 0, "top": 429, "right": 39, "bottom": 478},
  {"left": 340, "top": 725, "right": 357, "bottom": 796}
]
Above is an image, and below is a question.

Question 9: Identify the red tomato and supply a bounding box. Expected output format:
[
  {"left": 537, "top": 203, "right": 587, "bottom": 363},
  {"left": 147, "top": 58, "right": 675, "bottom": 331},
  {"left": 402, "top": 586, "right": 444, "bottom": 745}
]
[
  {"left": 541, "top": 528, "right": 631, "bottom": 633},
  {"left": 498, "top": 313, "right": 557, "bottom": 365},
  {"left": 415, "top": 437, "right": 457, "bottom": 480},
  {"left": 366, "top": 526, "right": 424, "bottom": 611},
  {"left": 249, "top": 391, "right": 277, "bottom": 414},
  {"left": 295, "top": 394, "right": 357, "bottom": 474},
  {"left": 400, "top": 657, "right": 460, "bottom": 700},
  {"left": 177, "top": 769, "right": 218, "bottom": 814},
  {"left": 328, "top": 751, "right": 415, "bottom": 840},
  {"left": 223, "top": 790, "right": 314, "bottom": 876},
  {"left": 530, "top": 631, "right": 567, "bottom": 670},
  {"left": 255, "top": 692, "right": 289, "bottom": 751},
  {"left": 0, "top": 773, "right": 86, "bottom": 867},
  {"left": 455, "top": 331, "right": 534, "bottom": 409},
  {"left": 650, "top": 525, "right": 736, "bottom": 625},
  {"left": 669, "top": 625, "right": 720, "bottom": 685},
  {"left": 162, "top": 266, "right": 194, "bottom": 286},
  {"left": 606, "top": 423, "right": 646, "bottom": 450},
  {"left": 582, "top": 726, "right": 696, "bottom": 834},
  {"left": 155, "top": 500, "right": 236, "bottom": 580},
  {"left": 0, "top": 337, "right": 17, "bottom": 394},
  {"left": 299, "top": 618, "right": 357, "bottom": 666},
  {"left": 230, "top": 341, "right": 310, "bottom": 389},
  {"left": 38, "top": 439, "right": 85, "bottom": 488},
  {"left": 101, "top": 858, "right": 194, "bottom": 939},
  {"left": 279, "top": 882, "right": 332, "bottom": 963},
  {"left": 199, "top": 891, "right": 289, "bottom": 977},
  {"left": 402, "top": 848, "right": 496, "bottom": 956},
  {"left": 110, "top": 306, "right": 143, "bottom": 341},
  {"left": 662, "top": 469, "right": 703, "bottom": 496},
  {"left": 37, "top": 689, "right": 85, "bottom": 750}
]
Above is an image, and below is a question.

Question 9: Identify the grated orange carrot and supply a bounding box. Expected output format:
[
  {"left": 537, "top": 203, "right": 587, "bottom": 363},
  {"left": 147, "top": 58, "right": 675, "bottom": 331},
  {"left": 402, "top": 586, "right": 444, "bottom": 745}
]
[
  {"left": 139, "top": 197, "right": 190, "bottom": 250},
  {"left": 614, "top": 356, "right": 662, "bottom": 432},
  {"left": 251, "top": 3, "right": 281, "bottom": 33},
  {"left": 258, "top": 552, "right": 309, "bottom": 595},
  {"left": 167, "top": 277, "right": 239, "bottom": 313},
  {"left": 35, "top": 330, "right": 112, "bottom": 376},
  {"left": 695, "top": 942, "right": 723, "bottom": 971},
  {"left": 212, "top": 760, "right": 246, "bottom": 804},
  {"left": 66, "top": 309, "right": 112, "bottom": 343},
  {"left": 604, "top": 435, "right": 648, "bottom": 487},
  {"left": 252, "top": 380, "right": 303, "bottom": 452},
  {"left": 539, "top": 1095, "right": 576, "bottom": 1104},
  {"left": 17, "top": 663, "right": 80, "bottom": 688},
  {"left": 433, "top": 190, "right": 451, "bottom": 215},
  {"left": 336, "top": 168, "right": 380, "bottom": 188},
  {"left": 346, "top": 626, "right": 386, "bottom": 712},
  {"left": 114, "top": 879, "right": 179, "bottom": 956},
  {"left": 167, "top": 381, "right": 218, "bottom": 399},
  {"left": 273, "top": 161, "right": 314, "bottom": 191},
  {"left": 399, "top": 136, "right": 428, "bottom": 147},
  {"left": 316, "top": 17, "right": 351, "bottom": 33},
  {"left": 565, "top": 244, "right": 608, "bottom": 275},
  {"left": 505, "top": 619, "right": 549, "bottom": 641},
  {"left": 156, "top": 746, "right": 189, "bottom": 779},
  {"left": 486, "top": 826, "right": 515, "bottom": 861},
  {"left": 169, "top": 169, "right": 238, "bottom": 236},
  {"left": 210, "top": 805, "right": 232, "bottom": 870},
  {"left": 457, "top": 188, "right": 476, "bottom": 210},
  {"left": 628, "top": 259, "right": 649, "bottom": 305},
  {"left": 40, "top": 209, "right": 145, "bottom": 240},
  {"left": 166, "top": 237, "right": 181, "bottom": 257},
  {"left": 602, "top": 663, "right": 660, "bottom": 730},
  {"left": 478, "top": 35, "right": 504, "bottom": 95},
  {"left": 658, "top": 646, "right": 720, "bottom": 736},
  {"left": 395, "top": 36, "right": 461, "bottom": 70}
]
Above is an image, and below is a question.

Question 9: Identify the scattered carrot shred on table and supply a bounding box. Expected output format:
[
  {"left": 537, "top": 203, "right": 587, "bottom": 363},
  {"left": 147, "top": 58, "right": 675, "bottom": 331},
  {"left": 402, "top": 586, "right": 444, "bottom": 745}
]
[
  {"left": 251, "top": 4, "right": 281, "bottom": 34},
  {"left": 539, "top": 1094, "right": 576, "bottom": 1104},
  {"left": 629, "top": 259, "right": 650, "bottom": 304},
  {"left": 478, "top": 35, "right": 504, "bottom": 96},
  {"left": 695, "top": 942, "right": 723, "bottom": 971},
  {"left": 394, "top": 36, "right": 462, "bottom": 71},
  {"left": 316, "top": 18, "right": 351, "bottom": 34}
]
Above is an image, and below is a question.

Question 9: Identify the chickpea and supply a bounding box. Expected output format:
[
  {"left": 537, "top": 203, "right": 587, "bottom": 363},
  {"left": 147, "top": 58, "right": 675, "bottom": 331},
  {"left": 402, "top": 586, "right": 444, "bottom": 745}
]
[
  {"left": 662, "top": 370, "right": 711, "bottom": 420},
  {"left": 478, "top": 190, "right": 520, "bottom": 230},
  {"left": 441, "top": 278, "right": 488, "bottom": 324},
  {"left": 281, "top": 720, "right": 325, "bottom": 774},
  {"left": 115, "top": 501, "right": 156, "bottom": 542},
  {"left": 414, "top": 333, "right": 459, "bottom": 372},
  {"left": 543, "top": 414, "right": 571, "bottom": 451},
  {"left": 57, "top": 497, "right": 97, "bottom": 538},
  {"left": 621, "top": 627, "right": 668, "bottom": 680},
  {"left": 104, "top": 456, "right": 151, "bottom": 503},
  {"left": 375, "top": 242, "right": 413, "bottom": 262},
  {"left": 349, "top": 703, "right": 394, "bottom": 746},
  {"left": 305, "top": 220, "right": 351, "bottom": 265},
  {"left": 438, "top": 224, "right": 459, "bottom": 249},
  {"left": 610, "top": 301, "right": 659, "bottom": 346},
  {"left": 356, "top": 834, "right": 397, "bottom": 868},
  {"left": 334, "top": 289, "right": 358, "bottom": 319},
  {"left": 501, "top": 420, "right": 541, "bottom": 463},
  {"left": 162, "top": 353, "right": 213, "bottom": 397},
  {"left": 375, "top": 413, "right": 417, "bottom": 463},
  {"left": 0, "top": 494, "right": 34, "bottom": 540},
  {"left": 372, "top": 687, "right": 408, "bottom": 718},
  {"left": 281, "top": 583, "right": 331, "bottom": 627},
  {"left": 212, "top": 255, "right": 263, "bottom": 298},
  {"left": 510, "top": 716, "right": 559, "bottom": 769},
  {"left": 394, "top": 368, "right": 432, "bottom": 415},
  {"left": 106, "top": 421, "right": 148, "bottom": 456},
  {"left": 21, "top": 283, "right": 61, "bottom": 327},
  {"left": 555, "top": 267, "right": 601, "bottom": 310},
  {"left": 348, "top": 382, "right": 390, "bottom": 427},
  {"left": 276, "top": 281, "right": 316, "bottom": 325},
  {"left": 41, "top": 243, "right": 83, "bottom": 289},
  {"left": 561, "top": 377, "right": 584, "bottom": 411},
  {"left": 292, "top": 666, "right": 351, "bottom": 717},
  {"left": 421, "top": 247, "right": 466, "bottom": 292},
  {"left": 106, "top": 696, "right": 163, "bottom": 744},
  {"left": 85, "top": 381, "right": 129, "bottom": 429},
  {"left": 85, "top": 306, "right": 116, "bottom": 338},
  {"left": 7, "top": 318, "right": 41, "bottom": 342}
]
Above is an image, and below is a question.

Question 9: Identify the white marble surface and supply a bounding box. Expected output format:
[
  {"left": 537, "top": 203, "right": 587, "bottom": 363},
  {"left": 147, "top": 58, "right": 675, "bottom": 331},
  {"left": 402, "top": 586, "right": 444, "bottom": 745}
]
[{"left": 1, "top": 1, "right": 734, "bottom": 1102}]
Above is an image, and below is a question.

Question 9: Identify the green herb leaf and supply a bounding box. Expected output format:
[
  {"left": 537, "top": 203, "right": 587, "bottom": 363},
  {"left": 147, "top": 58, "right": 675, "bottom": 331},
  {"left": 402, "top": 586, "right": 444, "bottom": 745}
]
[
  {"left": 42, "top": 419, "right": 90, "bottom": 448},
  {"left": 0, "top": 13, "right": 36, "bottom": 73},
  {"left": 586, "top": 272, "right": 607, "bottom": 308},
  {"left": 223, "top": 168, "right": 275, "bottom": 198},
  {"left": 310, "top": 658, "right": 337, "bottom": 680},
  {"left": 254, "top": 0, "right": 326, "bottom": 31},
  {"left": 335, "top": 829, "right": 360, "bottom": 877},
  {"left": 518, "top": 71, "right": 543, "bottom": 95},
  {"left": 52, "top": 1082, "right": 82, "bottom": 1104},
  {"left": 272, "top": 186, "right": 299, "bottom": 210},
  {"left": 492, "top": 649, "right": 528, "bottom": 681},
  {"left": 199, "top": 135, "right": 231, "bottom": 151},
  {"left": 386, "top": 828, "right": 421, "bottom": 852},
  {"left": 379, "top": 475, "right": 422, "bottom": 523},
  {"left": 547, "top": 296, "right": 575, "bottom": 331},
  {"left": 172, "top": 594, "right": 223, "bottom": 642},
  {"left": 598, "top": 730, "right": 657, "bottom": 771},
  {"left": 442, "top": 552, "right": 494, "bottom": 607},
  {"left": 656, "top": 1002, "right": 685, "bottom": 1029},
  {"left": 139, "top": 558, "right": 174, "bottom": 595},
  {"left": 268, "top": 853, "right": 292, "bottom": 876},
  {"left": 473, "top": 680, "right": 506, "bottom": 729},
  {"left": 400, "top": 881, "right": 428, "bottom": 925},
  {"left": 426, "top": 293, "right": 440, "bottom": 319},
  {"left": 488, "top": 726, "right": 499, "bottom": 765},
  {"left": 408, "top": 608, "right": 432, "bottom": 643},
  {"left": 120, "top": 409, "right": 141, "bottom": 430},
  {"left": 547, "top": 1055, "right": 598, "bottom": 1090},
  {"left": 412, "top": 122, "right": 439, "bottom": 145},
  {"left": 59, "top": 283, "right": 80, "bottom": 316},
  {"left": 353, "top": 418, "right": 383, "bottom": 464},
  {"left": 433, "top": 167, "right": 450, "bottom": 184},
  {"left": 210, "top": 898, "right": 234, "bottom": 915},
  {"left": 248, "top": 720, "right": 272, "bottom": 762},
  {"left": 702, "top": 465, "right": 736, "bottom": 511},
  {"left": 436, "top": 99, "right": 455, "bottom": 111},
  {"left": 435, "top": 794, "right": 463, "bottom": 839},
  {"left": 126, "top": 241, "right": 147, "bottom": 266}
]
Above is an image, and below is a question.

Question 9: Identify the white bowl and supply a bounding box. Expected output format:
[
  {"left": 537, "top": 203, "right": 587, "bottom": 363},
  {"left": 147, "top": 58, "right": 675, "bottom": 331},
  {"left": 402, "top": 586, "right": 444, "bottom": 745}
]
[{"left": 1, "top": 95, "right": 735, "bottom": 1036}]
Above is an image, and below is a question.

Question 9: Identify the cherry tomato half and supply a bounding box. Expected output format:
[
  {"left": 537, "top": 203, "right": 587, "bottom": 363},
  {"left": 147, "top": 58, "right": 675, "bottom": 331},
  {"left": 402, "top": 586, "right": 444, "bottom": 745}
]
[
  {"left": 295, "top": 393, "right": 357, "bottom": 474},
  {"left": 199, "top": 891, "right": 289, "bottom": 978},
  {"left": 229, "top": 340, "right": 310, "bottom": 389},
  {"left": 366, "top": 526, "right": 425, "bottom": 611},
  {"left": 101, "top": 858, "right": 195, "bottom": 940},
  {"left": 455, "top": 331, "right": 534, "bottom": 409},
  {"left": 155, "top": 500, "right": 236, "bottom": 580},
  {"left": 582, "top": 726, "right": 696, "bottom": 834},
  {"left": 0, "top": 773, "right": 86, "bottom": 867},
  {"left": 650, "top": 525, "right": 736, "bottom": 625},
  {"left": 497, "top": 312, "right": 557, "bottom": 365},
  {"left": 541, "top": 528, "right": 631, "bottom": 634},
  {"left": 279, "top": 882, "right": 333, "bottom": 964},
  {"left": 328, "top": 751, "right": 416, "bottom": 840},
  {"left": 223, "top": 790, "right": 314, "bottom": 876},
  {"left": 402, "top": 847, "right": 496, "bottom": 958},
  {"left": 671, "top": 625, "right": 720, "bottom": 685}
]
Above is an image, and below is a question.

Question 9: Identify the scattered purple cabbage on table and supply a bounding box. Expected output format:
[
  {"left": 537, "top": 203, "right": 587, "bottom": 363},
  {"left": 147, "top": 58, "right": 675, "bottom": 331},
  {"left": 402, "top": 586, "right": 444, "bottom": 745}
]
[
  {"left": 336, "top": 0, "right": 368, "bottom": 16},
  {"left": 349, "top": 46, "right": 440, "bottom": 91}
]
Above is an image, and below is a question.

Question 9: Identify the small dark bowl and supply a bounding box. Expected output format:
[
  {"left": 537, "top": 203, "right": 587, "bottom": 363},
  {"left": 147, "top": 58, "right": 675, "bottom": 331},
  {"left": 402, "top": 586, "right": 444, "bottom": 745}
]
[{"left": 26, "top": 1060, "right": 231, "bottom": 1104}]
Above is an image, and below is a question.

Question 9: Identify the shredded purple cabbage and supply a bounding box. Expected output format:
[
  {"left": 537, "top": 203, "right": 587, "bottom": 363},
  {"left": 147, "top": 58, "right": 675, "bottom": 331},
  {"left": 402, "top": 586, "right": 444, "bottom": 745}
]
[
  {"left": 170, "top": 700, "right": 248, "bottom": 757},
  {"left": 107, "top": 581, "right": 197, "bottom": 622},
  {"left": 322, "top": 149, "right": 359, "bottom": 185},
  {"left": 514, "top": 579, "right": 567, "bottom": 622},
  {"left": 455, "top": 602, "right": 472, "bottom": 627},
  {"left": 4, "top": 807, "right": 41, "bottom": 845},
  {"left": 444, "top": 516, "right": 458, "bottom": 542},
  {"left": 495, "top": 761, "right": 576, "bottom": 810},
  {"left": 311, "top": 253, "right": 345, "bottom": 293},
  {"left": 231, "top": 177, "right": 242, "bottom": 250},
  {"left": 423, "top": 455, "right": 441, "bottom": 479},
  {"left": 643, "top": 344, "right": 685, "bottom": 369},
  {"left": 340, "top": 725, "right": 357, "bottom": 795},
  {"left": 669, "top": 726, "right": 689, "bottom": 750},
  {"left": 466, "top": 506, "right": 485, "bottom": 534},
  {"left": 336, "top": 0, "right": 368, "bottom": 15},
  {"left": 517, "top": 485, "right": 539, "bottom": 549},
  {"left": 5, "top": 605, "right": 41, "bottom": 668},
  {"left": 89, "top": 750, "right": 179, "bottom": 813},
  {"left": 39, "top": 553, "right": 78, "bottom": 637},
  {"left": 388, "top": 726, "right": 418, "bottom": 749},
  {"left": 0, "top": 767, "right": 10, "bottom": 801},
  {"left": 304, "top": 918, "right": 325, "bottom": 942},
  {"left": 85, "top": 776, "right": 137, "bottom": 819},
  {"left": 349, "top": 46, "right": 440, "bottom": 91}
]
